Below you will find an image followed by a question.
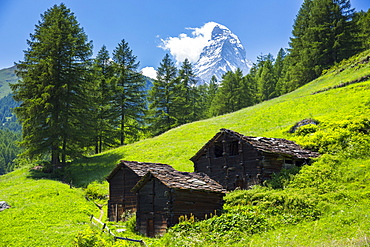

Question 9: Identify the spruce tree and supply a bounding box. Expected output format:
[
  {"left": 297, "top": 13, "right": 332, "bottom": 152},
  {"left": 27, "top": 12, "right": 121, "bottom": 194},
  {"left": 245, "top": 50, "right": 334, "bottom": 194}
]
[
  {"left": 255, "top": 54, "right": 276, "bottom": 101},
  {"left": 173, "top": 59, "right": 199, "bottom": 124},
  {"left": 91, "top": 45, "right": 117, "bottom": 153},
  {"left": 274, "top": 48, "right": 286, "bottom": 81},
  {"left": 148, "top": 54, "right": 177, "bottom": 136},
  {"left": 11, "top": 4, "right": 92, "bottom": 165},
  {"left": 112, "top": 39, "right": 147, "bottom": 145}
]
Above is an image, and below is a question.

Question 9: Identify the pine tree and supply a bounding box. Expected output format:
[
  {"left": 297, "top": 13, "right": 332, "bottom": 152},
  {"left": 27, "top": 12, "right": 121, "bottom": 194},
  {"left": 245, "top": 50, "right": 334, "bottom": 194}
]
[
  {"left": 91, "top": 45, "right": 117, "bottom": 153},
  {"left": 274, "top": 48, "right": 287, "bottom": 81},
  {"left": 148, "top": 54, "right": 178, "bottom": 136},
  {"left": 112, "top": 39, "right": 147, "bottom": 145},
  {"left": 11, "top": 4, "right": 92, "bottom": 165},
  {"left": 274, "top": 48, "right": 288, "bottom": 96},
  {"left": 173, "top": 59, "right": 199, "bottom": 124},
  {"left": 255, "top": 54, "right": 276, "bottom": 101}
]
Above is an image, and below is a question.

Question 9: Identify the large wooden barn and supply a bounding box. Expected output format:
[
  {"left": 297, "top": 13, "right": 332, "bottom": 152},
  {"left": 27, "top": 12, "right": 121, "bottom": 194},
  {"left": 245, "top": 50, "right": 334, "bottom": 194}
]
[
  {"left": 106, "top": 160, "right": 175, "bottom": 221},
  {"left": 131, "top": 169, "right": 226, "bottom": 237},
  {"left": 191, "top": 128, "right": 319, "bottom": 191}
]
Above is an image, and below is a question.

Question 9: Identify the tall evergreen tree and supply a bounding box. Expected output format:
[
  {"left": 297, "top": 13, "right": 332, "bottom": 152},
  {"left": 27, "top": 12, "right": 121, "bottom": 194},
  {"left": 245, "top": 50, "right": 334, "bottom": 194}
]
[
  {"left": 274, "top": 48, "right": 288, "bottom": 96},
  {"left": 255, "top": 54, "right": 276, "bottom": 101},
  {"left": 148, "top": 54, "right": 178, "bottom": 136},
  {"left": 274, "top": 48, "right": 287, "bottom": 81},
  {"left": 91, "top": 45, "right": 117, "bottom": 153},
  {"left": 173, "top": 59, "right": 199, "bottom": 124},
  {"left": 112, "top": 39, "right": 147, "bottom": 145},
  {"left": 11, "top": 4, "right": 92, "bottom": 165}
]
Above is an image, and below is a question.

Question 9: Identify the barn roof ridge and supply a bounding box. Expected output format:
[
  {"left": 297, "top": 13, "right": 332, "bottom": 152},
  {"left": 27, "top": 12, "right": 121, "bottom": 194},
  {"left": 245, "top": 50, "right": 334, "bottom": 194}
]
[
  {"left": 106, "top": 160, "right": 175, "bottom": 181},
  {"left": 191, "top": 128, "right": 319, "bottom": 161},
  {"left": 132, "top": 168, "right": 227, "bottom": 194}
]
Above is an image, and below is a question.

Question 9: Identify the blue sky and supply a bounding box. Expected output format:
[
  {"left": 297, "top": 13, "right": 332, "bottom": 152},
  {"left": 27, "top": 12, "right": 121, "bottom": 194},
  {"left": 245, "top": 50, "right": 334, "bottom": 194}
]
[{"left": 0, "top": 0, "right": 369, "bottom": 77}]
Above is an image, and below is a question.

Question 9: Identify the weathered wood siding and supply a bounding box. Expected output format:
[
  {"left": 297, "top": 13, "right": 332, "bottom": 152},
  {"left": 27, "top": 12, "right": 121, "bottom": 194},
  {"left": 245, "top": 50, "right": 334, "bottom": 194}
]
[
  {"left": 170, "top": 190, "right": 223, "bottom": 226},
  {"left": 194, "top": 133, "right": 263, "bottom": 190},
  {"left": 136, "top": 177, "right": 224, "bottom": 237},
  {"left": 108, "top": 167, "right": 141, "bottom": 221},
  {"left": 136, "top": 178, "right": 170, "bottom": 237}
]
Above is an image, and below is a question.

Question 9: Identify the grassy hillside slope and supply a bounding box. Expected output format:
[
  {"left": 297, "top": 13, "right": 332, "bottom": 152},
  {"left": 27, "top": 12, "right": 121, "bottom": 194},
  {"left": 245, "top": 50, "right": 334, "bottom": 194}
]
[{"left": 0, "top": 50, "right": 369, "bottom": 246}]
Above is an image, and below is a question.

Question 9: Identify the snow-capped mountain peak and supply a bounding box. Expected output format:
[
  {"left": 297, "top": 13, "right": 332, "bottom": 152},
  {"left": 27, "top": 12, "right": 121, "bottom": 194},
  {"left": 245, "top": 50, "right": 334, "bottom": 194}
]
[{"left": 194, "top": 23, "right": 252, "bottom": 84}]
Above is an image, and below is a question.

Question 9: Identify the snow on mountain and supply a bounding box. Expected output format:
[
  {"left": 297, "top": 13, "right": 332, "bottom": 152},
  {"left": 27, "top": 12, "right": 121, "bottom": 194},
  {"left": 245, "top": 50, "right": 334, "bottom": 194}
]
[{"left": 193, "top": 23, "right": 252, "bottom": 84}]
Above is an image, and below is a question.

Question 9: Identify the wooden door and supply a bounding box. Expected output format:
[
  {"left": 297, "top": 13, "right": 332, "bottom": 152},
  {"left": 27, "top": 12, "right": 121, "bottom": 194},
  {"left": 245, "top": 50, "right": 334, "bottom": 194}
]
[{"left": 146, "top": 218, "right": 154, "bottom": 237}]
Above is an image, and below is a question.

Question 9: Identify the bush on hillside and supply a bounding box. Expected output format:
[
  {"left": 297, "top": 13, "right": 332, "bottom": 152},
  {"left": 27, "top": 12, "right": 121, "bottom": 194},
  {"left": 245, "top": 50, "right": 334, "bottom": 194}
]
[{"left": 292, "top": 118, "right": 370, "bottom": 154}]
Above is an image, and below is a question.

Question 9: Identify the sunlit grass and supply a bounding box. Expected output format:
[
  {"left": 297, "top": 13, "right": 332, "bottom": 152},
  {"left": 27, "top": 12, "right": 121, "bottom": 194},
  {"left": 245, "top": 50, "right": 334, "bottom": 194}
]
[{"left": 0, "top": 167, "right": 99, "bottom": 246}]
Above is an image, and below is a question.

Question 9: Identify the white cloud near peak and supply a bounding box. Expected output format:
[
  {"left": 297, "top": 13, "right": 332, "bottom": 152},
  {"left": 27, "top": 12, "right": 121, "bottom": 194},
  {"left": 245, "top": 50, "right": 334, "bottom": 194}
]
[
  {"left": 159, "top": 22, "right": 220, "bottom": 65},
  {"left": 141, "top": 66, "right": 157, "bottom": 79}
]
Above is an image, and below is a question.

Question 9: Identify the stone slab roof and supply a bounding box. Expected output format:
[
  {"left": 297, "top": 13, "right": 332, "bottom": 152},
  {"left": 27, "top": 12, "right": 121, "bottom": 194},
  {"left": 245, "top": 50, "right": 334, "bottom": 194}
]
[
  {"left": 106, "top": 160, "right": 175, "bottom": 181},
  {"left": 132, "top": 168, "right": 227, "bottom": 194},
  {"left": 191, "top": 128, "right": 319, "bottom": 161}
]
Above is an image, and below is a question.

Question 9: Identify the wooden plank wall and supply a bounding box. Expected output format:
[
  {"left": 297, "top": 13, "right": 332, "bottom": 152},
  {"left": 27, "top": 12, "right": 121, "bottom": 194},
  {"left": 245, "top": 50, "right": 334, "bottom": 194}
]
[
  {"left": 136, "top": 178, "right": 170, "bottom": 237},
  {"left": 171, "top": 190, "right": 223, "bottom": 226},
  {"left": 122, "top": 167, "right": 140, "bottom": 212},
  {"left": 194, "top": 134, "right": 264, "bottom": 190},
  {"left": 136, "top": 178, "right": 224, "bottom": 237},
  {"left": 108, "top": 167, "right": 141, "bottom": 221}
]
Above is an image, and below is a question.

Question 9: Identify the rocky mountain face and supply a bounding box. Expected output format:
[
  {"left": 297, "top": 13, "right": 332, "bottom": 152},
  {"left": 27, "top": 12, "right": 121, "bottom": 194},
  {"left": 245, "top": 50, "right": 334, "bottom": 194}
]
[{"left": 193, "top": 24, "right": 252, "bottom": 84}]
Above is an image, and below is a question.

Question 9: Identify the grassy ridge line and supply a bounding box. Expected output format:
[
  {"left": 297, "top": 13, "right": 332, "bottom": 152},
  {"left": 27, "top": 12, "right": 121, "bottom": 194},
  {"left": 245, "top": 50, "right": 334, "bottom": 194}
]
[{"left": 68, "top": 51, "right": 370, "bottom": 186}]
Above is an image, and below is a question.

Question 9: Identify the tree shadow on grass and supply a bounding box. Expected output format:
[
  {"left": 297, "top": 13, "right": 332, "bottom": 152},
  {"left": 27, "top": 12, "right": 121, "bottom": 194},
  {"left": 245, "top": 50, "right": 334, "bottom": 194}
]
[
  {"left": 28, "top": 152, "right": 123, "bottom": 188},
  {"left": 65, "top": 152, "right": 124, "bottom": 187}
]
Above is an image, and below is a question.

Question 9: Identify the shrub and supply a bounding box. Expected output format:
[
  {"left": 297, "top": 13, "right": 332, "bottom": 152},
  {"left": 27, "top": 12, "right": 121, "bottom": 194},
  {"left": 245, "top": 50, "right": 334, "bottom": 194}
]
[
  {"left": 264, "top": 166, "right": 301, "bottom": 189},
  {"left": 74, "top": 227, "right": 110, "bottom": 247},
  {"left": 85, "top": 181, "right": 108, "bottom": 201}
]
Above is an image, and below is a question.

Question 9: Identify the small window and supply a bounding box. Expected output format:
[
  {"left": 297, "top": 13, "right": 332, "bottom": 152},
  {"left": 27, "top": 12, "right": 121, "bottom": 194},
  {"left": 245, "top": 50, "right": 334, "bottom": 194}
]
[
  {"left": 214, "top": 141, "right": 223, "bottom": 158},
  {"left": 229, "top": 141, "right": 239, "bottom": 156}
]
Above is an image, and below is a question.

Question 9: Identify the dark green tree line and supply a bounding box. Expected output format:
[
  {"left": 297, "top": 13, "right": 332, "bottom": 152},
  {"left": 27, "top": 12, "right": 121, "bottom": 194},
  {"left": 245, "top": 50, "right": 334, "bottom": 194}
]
[{"left": 280, "top": 0, "right": 362, "bottom": 93}]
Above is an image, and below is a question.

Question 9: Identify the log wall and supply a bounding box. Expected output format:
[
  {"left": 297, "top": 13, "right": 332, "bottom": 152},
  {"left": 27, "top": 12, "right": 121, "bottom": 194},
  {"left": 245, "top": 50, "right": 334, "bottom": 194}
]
[
  {"left": 136, "top": 178, "right": 224, "bottom": 237},
  {"left": 108, "top": 167, "right": 141, "bottom": 221}
]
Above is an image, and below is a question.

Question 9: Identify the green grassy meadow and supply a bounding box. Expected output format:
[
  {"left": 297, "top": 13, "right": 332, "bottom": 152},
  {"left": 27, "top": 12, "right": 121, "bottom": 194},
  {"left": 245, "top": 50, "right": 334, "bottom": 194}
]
[{"left": 0, "top": 50, "right": 369, "bottom": 246}]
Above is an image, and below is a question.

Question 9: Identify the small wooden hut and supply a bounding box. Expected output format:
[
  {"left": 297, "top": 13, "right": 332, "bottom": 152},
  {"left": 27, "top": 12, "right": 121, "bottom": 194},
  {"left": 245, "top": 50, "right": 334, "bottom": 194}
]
[
  {"left": 191, "top": 128, "right": 319, "bottom": 191},
  {"left": 106, "top": 160, "right": 175, "bottom": 221},
  {"left": 131, "top": 169, "right": 226, "bottom": 237}
]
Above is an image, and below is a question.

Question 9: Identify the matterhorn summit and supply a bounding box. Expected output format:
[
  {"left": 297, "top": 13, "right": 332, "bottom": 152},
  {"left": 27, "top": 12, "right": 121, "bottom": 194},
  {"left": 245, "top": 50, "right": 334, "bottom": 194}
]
[{"left": 193, "top": 23, "right": 252, "bottom": 84}]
